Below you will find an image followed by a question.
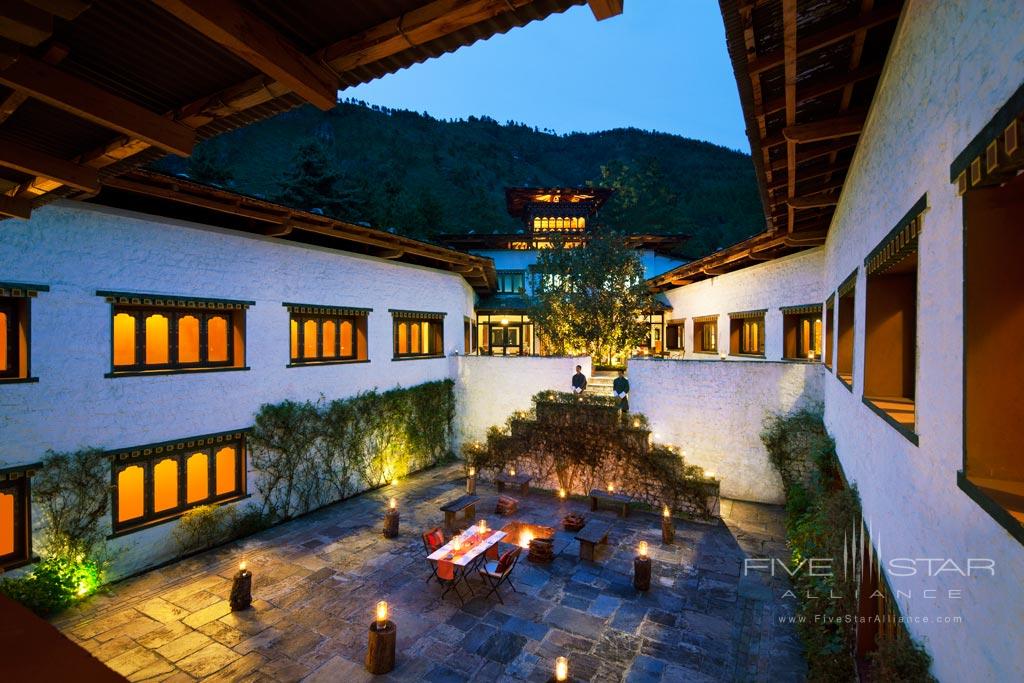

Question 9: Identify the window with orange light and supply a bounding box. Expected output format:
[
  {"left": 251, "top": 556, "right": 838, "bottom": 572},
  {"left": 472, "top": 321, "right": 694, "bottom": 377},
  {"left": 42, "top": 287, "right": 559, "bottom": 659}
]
[
  {"left": 102, "top": 293, "right": 250, "bottom": 375},
  {"left": 392, "top": 310, "right": 445, "bottom": 359},
  {"left": 1, "top": 283, "right": 47, "bottom": 382},
  {"left": 0, "top": 472, "right": 31, "bottom": 570},
  {"left": 285, "top": 304, "right": 369, "bottom": 366},
  {"left": 112, "top": 432, "right": 247, "bottom": 533}
]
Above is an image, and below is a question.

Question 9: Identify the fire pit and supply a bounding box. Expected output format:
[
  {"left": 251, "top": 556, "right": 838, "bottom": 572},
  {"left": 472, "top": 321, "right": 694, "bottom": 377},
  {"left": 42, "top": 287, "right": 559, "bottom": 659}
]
[{"left": 501, "top": 521, "right": 556, "bottom": 563}]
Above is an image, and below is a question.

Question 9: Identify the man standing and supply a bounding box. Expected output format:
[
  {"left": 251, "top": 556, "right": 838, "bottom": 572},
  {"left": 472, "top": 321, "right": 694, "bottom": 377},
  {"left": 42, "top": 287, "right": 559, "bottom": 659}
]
[
  {"left": 571, "top": 365, "right": 588, "bottom": 395},
  {"left": 613, "top": 369, "right": 630, "bottom": 413}
]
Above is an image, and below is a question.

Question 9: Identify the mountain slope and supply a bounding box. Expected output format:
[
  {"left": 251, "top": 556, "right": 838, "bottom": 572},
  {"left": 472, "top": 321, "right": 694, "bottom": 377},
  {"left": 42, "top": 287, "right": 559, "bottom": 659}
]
[{"left": 152, "top": 100, "right": 765, "bottom": 257}]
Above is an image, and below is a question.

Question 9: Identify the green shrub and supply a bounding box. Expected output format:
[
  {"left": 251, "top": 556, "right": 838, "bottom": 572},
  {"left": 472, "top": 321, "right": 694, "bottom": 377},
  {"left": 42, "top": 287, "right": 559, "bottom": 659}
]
[
  {"left": 0, "top": 555, "right": 104, "bottom": 617},
  {"left": 866, "top": 637, "right": 935, "bottom": 682},
  {"left": 172, "top": 504, "right": 236, "bottom": 554}
]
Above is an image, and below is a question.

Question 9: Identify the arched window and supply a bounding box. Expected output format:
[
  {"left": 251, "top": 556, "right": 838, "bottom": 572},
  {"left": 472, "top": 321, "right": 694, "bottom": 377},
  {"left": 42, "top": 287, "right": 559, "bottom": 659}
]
[
  {"left": 178, "top": 315, "right": 200, "bottom": 363},
  {"left": 117, "top": 465, "right": 144, "bottom": 522},
  {"left": 207, "top": 315, "right": 229, "bottom": 362},
  {"left": 113, "top": 312, "right": 136, "bottom": 366},
  {"left": 397, "top": 322, "right": 408, "bottom": 354},
  {"left": 215, "top": 446, "right": 238, "bottom": 496},
  {"left": 153, "top": 458, "right": 179, "bottom": 514},
  {"left": 411, "top": 321, "right": 421, "bottom": 353},
  {"left": 339, "top": 320, "right": 353, "bottom": 357},
  {"left": 322, "top": 320, "right": 337, "bottom": 358},
  {"left": 0, "top": 311, "right": 7, "bottom": 373},
  {"left": 144, "top": 313, "right": 169, "bottom": 365},
  {"left": 290, "top": 319, "right": 299, "bottom": 360},
  {"left": 186, "top": 452, "right": 209, "bottom": 504}
]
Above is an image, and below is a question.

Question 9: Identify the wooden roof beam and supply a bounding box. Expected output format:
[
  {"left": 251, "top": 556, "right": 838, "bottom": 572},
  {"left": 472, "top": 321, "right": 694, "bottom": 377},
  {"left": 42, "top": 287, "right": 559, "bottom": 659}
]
[
  {"left": 0, "top": 42, "right": 66, "bottom": 125},
  {"left": 151, "top": 0, "right": 338, "bottom": 111},
  {"left": 759, "top": 62, "right": 883, "bottom": 117},
  {"left": 768, "top": 139, "right": 858, "bottom": 171},
  {"left": 588, "top": 0, "right": 623, "bottom": 21},
  {"left": 23, "top": 0, "right": 91, "bottom": 21},
  {"left": 782, "top": 0, "right": 797, "bottom": 233},
  {"left": 746, "top": 3, "right": 902, "bottom": 75},
  {"left": 767, "top": 160, "right": 849, "bottom": 191},
  {"left": 0, "top": 0, "right": 52, "bottom": 47},
  {"left": 0, "top": 193, "right": 32, "bottom": 219},
  {"left": 787, "top": 192, "right": 838, "bottom": 209},
  {"left": 377, "top": 249, "right": 405, "bottom": 259},
  {"left": 783, "top": 113, "right": 866, "bottom": 144},
  {"left": 320, "top": 0, "right": 535, "bottom": 73},
  {"left": 0, "top": 138, "right": 99, "bottom": 192},
  {"left": 0, "top": 55, "right": 195, "bottom": 155}
]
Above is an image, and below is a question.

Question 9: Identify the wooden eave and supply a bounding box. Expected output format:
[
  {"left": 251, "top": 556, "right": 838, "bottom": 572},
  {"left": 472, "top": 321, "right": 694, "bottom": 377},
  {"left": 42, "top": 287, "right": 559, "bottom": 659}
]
[
  {"left": 92, "top": 170, "right": 497, "bottom": 294},
  {"left": 504, "top": 186, "right": 614, "bottom": 217},
  {"left": 0, "top": 0, "right": 590, "bottom": 216}
]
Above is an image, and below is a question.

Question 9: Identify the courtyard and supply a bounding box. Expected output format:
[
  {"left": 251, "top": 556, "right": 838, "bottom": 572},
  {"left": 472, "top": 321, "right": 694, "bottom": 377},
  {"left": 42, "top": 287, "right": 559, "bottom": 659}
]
[{"left": 50, "top": 463, "right": 804, "bottom": 682}]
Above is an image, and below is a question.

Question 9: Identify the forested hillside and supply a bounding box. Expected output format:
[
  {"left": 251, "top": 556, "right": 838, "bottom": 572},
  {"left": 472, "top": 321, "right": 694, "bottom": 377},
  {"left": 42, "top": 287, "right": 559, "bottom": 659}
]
[{"left": 152, "top": 100, "right": 765, "bottom": 257}]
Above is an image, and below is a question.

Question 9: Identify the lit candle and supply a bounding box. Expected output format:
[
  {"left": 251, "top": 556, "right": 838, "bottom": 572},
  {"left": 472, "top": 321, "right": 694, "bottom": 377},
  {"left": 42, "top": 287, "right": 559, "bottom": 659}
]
[
  {"left": 509, "top": 467, "right": 516, "bottom": 477},
  {"left": 638, "top": 541, "right": 648, "bottom": 558},
  {"left": 807, "top": 350, "right": 815, "bottom": 361},
  {"left": 555, "top": 656, "right": 568, "bottom": 682},
  {"left": 607, "top": 483, "right": 615, "bottom": 493},
  {"left": 468, "top": 466, "right": 476, "bottom": 477},
  {"left": 375, "top": 600, "right": 388, "bottom": 628},
  {"left": 558, "top": 488, "right": 567, "bottom": 500},
  {"left": 239, "top": 560, "right": 247, "bottom": 573},
  {"left": 662, "top": 505, "right": 670, "bottom": 518},
  {"left": 478, "top": 519, "right": 488, "bottom": 535},
  {"left": 452, "top": 536, "right": 463, "bottom": 552},
  {"left": 388, "top": 497, "right": 396, "bottom": 510},
  {"left": 520, "top": 529, "right": 534, "bottom": 549}
]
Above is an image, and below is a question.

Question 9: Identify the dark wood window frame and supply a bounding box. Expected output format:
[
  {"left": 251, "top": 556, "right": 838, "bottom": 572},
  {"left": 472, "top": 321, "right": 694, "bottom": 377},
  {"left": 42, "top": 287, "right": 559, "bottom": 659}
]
[
  {"left": 782, "top": 304, "right": 824, "bottom": 361},
  {"left": 110, "top": 430, "right": 248, "bottom": 536},
  {"left": 391, "top": 310, "right": 446, "bottom": 360},
  {"left": 495, "top": 270, "right": 526, "bottom": 294},
  {"left": 692, "top": 316, "right": 718, "bottom": 354},
  {"left": 729, "top": 310, "right": 766, "bottom": 357},
  {"left": 0, "top": 282, "right": 48, "bottom": 384},
  {"left": 665, "top": 320, "right": 684, "bottom": 351},
  {"left": 952, "top": 88, "right": 1024, "bottom": 545},
  {"left": 862, "top": 196, "right": 925, "bottom": 445},
  {"left": 824, "top": 294, "right": 835, "bottom": 370},
  {"left": 285, "top": 303, "right": 370, "bottom": 367},
  {"left": 100, "top": 291, "right": 251, "bottom": 378},
  {"left": 835, "top": 272, "right": 857, "bottom": 391},
  {"left": 0, "top": 464, "right": 38, "bottom": 571}
]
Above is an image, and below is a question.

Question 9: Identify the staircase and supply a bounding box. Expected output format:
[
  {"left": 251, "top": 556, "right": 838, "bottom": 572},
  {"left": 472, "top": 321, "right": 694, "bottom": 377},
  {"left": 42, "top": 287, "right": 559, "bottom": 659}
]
[{"left": 588, "top": 370, "right": 618, "bottom": 397}]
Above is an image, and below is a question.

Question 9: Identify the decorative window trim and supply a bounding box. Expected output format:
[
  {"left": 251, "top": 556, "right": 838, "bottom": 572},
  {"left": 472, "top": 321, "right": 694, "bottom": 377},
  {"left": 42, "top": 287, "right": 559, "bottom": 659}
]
[
  {"left": 728, "top": 309, "right": 767, "bottom": 320},
  {"left": 391, "top": 311, "right": 445, "bottom": 359},
  {"left": 0, "top": 282, "right": 50, "bottom": 298},
  {"left": 0, "top": 462, "right": 39, "bottom": 571},
  {"left": 109, "top": 429, "right": 249, "bottom": 535},
  {"left": 692, "top": 318, "right": 718, "bottom": 354},
  {"left": 865, "top": 195, "right": 926, "bottom": 275},
  {"left": 781, "top": 303, "right": 822, "bottom": 315},
  {"left": 100, "top": 291, "right": 249, "bottom": 376},
  {"left": 730, "top": 312, "right": 766, "bottom": 357},
  {"left": 285, "top": 303, "right": 369, "bottom": 366},
  {"left": 389, "top": 309, "right": 446, "bottom": 320},
  {"left": 950, "top": 81, "right": 1024, "bottom": 192},
  {"left": 692, "top": 314, "right": 718, "bottom": 323},
  {"left": 283, "top": 303, "right": 372, "bottom": 317}
]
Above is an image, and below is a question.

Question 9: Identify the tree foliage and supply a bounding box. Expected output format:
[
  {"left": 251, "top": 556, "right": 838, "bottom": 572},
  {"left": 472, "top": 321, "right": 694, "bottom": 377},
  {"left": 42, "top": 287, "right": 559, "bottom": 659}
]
[
  {"left": 529, "top": 231, "right": 656, "bottom": 361},
  {"left": 273, "top": 139, "right": 366, "bottom": 220}
]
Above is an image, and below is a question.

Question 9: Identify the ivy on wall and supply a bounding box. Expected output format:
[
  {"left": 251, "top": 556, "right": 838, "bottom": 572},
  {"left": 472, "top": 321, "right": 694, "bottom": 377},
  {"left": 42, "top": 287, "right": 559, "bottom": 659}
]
[
  {"left": 761, "top": 409, "right": 934, "bottom": 682},
  {"left": 250, "top": 379, "right": 455, "bottom": 521},
  {"left": 465, "top": 391, "right": 715, "bottom": 518}
]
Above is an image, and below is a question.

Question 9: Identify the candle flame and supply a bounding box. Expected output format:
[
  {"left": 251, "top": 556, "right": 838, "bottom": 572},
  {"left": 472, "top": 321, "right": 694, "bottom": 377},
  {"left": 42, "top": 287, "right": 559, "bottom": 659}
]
[
  {"left": 478, "top": 519, "right": 487, "bottom": 535},
  {"left": 555, "top": 656, "right": 568, "bottom": 682},
  {"left": 452, "top": 536, "right": 463, "bottom": 552},
  {"left": 376, "top": 600, "right": 388, "bottom": 626},
  {"left": 388, "top": 497, "right": 396, "bottom": 510},
  {"left": 558, "top": 488, "right": 566, "bottom": 499},
  {"left": 607, "top": 483, "right": 615, "bottom": 493},
  {"left": 509, "top": 467, "right": 516, "bottom": 477},
  {"left": 520, "top": 529, "right": 534, "bottom": 549},
  {"left": 468, "top": 466, "right": 476, "bottom": 477},
  {"left": 239, "top": 560, "right": 247, "bottom": 572},
  {"left": 638, "top": 541, "right": 648, "bottom": 558},
  {"left": 663, "top": 505, "right": 670, "bottom": 518}
]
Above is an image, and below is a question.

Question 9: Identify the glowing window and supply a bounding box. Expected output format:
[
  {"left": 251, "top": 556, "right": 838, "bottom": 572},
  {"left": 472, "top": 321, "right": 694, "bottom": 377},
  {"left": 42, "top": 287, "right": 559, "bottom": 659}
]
[
  {"left": 186, "top": 452, "right": 209, "bottom": 504},
  {"left": 153, "top": 459, "right": 179, "bottom": 514},
  {"left": 215, "top": 446, "right": 237, "bottom": 496},
  {"left": 397, "top": 322, "right": 408, "bottom": 354},
  {"left": 290, "top": 319, "right": 298, "bottom": 359},
  {"left": 0, "top": 310, "right": 7, "bottom": 373},
  {"left": 178, "top": 315, "right": 200, "bottom": 363},
  {"left": 207, "top": 316, "right": 229, "bottom": 362},
  {"left": 322, "top": 320, "right": 337, "bottom": 358},
  {"left": 393, "top": 314, "right": 443, "bottom": 359},
  {"left": 0, "top": 490, "right": 13, "bottom": 556},
  {"left": 533, "top": 217, "right": 540, "bottom": 230},
  {"left": 113, "top": 312, "right": 136, "bottom": 366},
  {"left": 411, "top": 321, "right": 421, "bottom": 353},
  {"left": 117, "top": 465, "right": 144, "bottom": 522},
  {"left": 339, "top": 320, "right": 353, "bottom": 357},
  {"left": 144, "top": 314, "right": 169, "bottom": 365},
  {"left": 300, "top": 319, "right": 316, "bottom": 358}
]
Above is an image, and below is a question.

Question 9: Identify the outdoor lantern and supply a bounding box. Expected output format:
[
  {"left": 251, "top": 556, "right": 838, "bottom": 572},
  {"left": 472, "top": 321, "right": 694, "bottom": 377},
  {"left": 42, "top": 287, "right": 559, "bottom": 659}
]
[
  {"left": 662, "top": 505, "right": 675, "bottom": 544},
  {"left": 554, "top": 656, "right": 569, "bottom": 682},
  {"left": 467, "top": 466, "right": 476, "bottom": 494},
  {"left": 634, "top": 543, "right": 652, "bottom": 592},
  {"left": 230, "top": 560, "right": 252, "bottom": 611},
  {"left": 366, "top": 600, "right": 396, "bottom": 674},
  {"left": 383, "top": 498, "right": 400, "bottom": 538}
]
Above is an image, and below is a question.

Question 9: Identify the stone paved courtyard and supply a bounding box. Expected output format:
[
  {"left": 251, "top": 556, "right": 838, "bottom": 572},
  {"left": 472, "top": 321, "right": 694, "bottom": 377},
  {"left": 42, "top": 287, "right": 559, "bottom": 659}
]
[{"left": 52, "top": 463, "right": 806, "bottom": 682}]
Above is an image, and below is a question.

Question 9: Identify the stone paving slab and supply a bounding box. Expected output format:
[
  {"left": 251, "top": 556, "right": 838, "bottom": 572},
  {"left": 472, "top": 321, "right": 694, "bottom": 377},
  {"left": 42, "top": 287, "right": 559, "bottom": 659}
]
[{"left": 52, "top": 463, "right": 805, "bottom": 682}]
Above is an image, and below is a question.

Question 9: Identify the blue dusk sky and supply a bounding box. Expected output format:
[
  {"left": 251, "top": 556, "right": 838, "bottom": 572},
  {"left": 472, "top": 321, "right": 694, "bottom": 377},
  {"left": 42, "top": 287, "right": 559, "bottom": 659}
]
[{"left": 344, "top": 1, "right": 749, "bottom": 153}]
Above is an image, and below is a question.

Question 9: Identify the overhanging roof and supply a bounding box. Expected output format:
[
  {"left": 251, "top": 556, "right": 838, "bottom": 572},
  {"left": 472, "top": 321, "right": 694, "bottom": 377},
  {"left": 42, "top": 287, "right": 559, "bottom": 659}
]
[
  {"left": 504, "top": 187, "right": 613, "bottom": 216},
  {"left": 439, "top": 232, "right": 690, "bottom": 256},
  {"left": 0, "top": 0, "right": 609, "bottom": 219},
  {"left": 91, "top": 170, "right": 498, "bottom": 294},
  {"left": 649, "top": 0, "right": 904, "bottom": 289}
]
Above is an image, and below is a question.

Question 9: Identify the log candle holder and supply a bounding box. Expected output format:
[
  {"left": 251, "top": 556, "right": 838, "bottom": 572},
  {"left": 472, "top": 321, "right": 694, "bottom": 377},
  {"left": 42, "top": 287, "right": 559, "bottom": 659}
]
[
  {"left": 366, "top": 601, "right": 396, "bottom": 674},
  {"left": 383, "top": 498, "right": 399, "bottom": 538},
  {"left": 633, "top": 542, "right": 651, "bottom": 591},
  {"left": 230, "top": 562, "right": 252, "bottom": 611},
  {"left": 661, "top": 507, "right": 675, "bottom": 545},
  {"left": 467, "top": 467, "right": 476, "bottom": 495}
]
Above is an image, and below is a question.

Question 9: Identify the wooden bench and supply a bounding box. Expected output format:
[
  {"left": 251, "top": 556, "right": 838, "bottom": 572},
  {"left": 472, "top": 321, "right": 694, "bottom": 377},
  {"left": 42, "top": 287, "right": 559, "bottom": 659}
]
[
  {"left": 589, "top": 489, "right": 634, "bottom": 517},
  {"left": 440, "top": 494, "right": 480, "bottom": 529},
  {"left": 575, "top": 521, "right": 612, "bottom": 562},
  {"left": 494, "top": 472, "right": 532, "bottom": 494}
]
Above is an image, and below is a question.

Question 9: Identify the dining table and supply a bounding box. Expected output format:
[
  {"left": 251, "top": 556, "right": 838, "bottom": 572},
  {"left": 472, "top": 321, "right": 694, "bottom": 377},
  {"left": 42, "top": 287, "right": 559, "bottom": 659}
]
[{"left": 427, "top": 527, "right": 507, "bottom": 604}]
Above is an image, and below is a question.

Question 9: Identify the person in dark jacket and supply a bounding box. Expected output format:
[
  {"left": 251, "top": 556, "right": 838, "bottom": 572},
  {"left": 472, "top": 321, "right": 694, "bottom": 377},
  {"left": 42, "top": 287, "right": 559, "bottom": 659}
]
[
  {"left": 613, "top": 369, "right": 630, "bottom": 413},
  {"left": 571, "top": 365, "right": 587, "bottom": 394}
]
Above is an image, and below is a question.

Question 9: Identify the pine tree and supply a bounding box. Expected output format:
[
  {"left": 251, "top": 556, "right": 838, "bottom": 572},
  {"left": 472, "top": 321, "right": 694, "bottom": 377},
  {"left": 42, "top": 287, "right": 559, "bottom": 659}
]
[
  {"left": 186, "top": 142, "right": 233, "bottom": 186},
  {"left": 274, "top": 140, "right": 364, "bottom": 220}
]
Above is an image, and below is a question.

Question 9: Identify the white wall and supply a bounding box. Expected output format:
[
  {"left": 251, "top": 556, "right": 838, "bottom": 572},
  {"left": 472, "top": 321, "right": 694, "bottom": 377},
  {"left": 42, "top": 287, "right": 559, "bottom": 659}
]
[
  {"left": 0, "top": 201, "right": 475, "bottom": 574},
  {"left": 818, "top": 2, "right": 1024, "bottom": 680},
  {"left": 663, "top": 248, "right": 825, "bottom": 358},
  {"left": 452, "top": 355, "right": 591, "bottom": 448},
  {"left": 630, "top": 358, "right": 822, "bottom": 504}
]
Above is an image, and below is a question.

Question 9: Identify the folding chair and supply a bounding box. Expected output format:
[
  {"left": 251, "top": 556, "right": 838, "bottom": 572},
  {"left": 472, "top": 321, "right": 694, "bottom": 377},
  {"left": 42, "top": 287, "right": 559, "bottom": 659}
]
[
  {"left": 477, "top": 546, "right": 522, "bottom": 604},
  {"left": 422, "top": 527, "right": 446, "bottom": 584}
]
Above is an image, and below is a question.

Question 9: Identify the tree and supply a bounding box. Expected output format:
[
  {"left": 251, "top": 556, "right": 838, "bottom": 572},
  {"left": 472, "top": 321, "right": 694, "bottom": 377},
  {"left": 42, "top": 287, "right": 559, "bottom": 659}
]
[
  {"left": 187, "top": 141, "right": 233, "bottom": 186},
  {"left": 274, "top": 139, "right": 365, "bottom": 219},
  {"left": 529, "top": 231, "right": 656, "bottom": 362}
]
